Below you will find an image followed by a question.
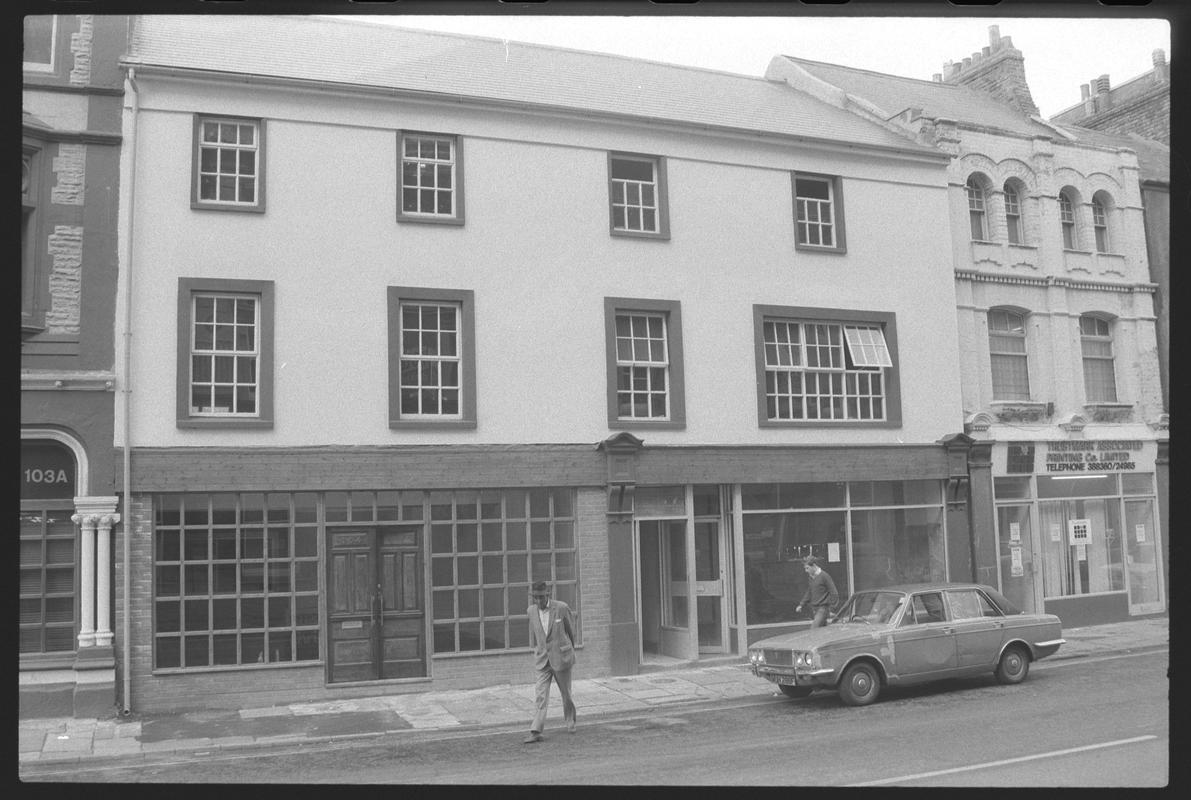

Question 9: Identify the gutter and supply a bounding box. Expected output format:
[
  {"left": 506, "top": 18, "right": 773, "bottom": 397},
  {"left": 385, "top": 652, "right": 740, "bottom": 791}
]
[{"left": 120, "top": 63, "right": 139, "bottom": 715}]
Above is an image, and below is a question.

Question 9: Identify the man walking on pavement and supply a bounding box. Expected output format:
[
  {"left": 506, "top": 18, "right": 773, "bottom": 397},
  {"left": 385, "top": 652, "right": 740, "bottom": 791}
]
[
  {"left": 795, "top": 556, "right": 839, "bottom": 628},
  {"left": 524, "top": 580, "right": 577, "bottom": 743}
]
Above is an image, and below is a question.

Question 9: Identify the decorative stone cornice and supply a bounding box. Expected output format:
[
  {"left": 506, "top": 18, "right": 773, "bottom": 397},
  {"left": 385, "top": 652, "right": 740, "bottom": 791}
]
[
  {"left": 964, "top": 412, "right": 995, "bottom": 434},
  {"left": 1057, "top": 413, "right": 1089, "bottom": 434},
  {"left": 954, "top": 269, "right": 1156, "bottom": 294}
]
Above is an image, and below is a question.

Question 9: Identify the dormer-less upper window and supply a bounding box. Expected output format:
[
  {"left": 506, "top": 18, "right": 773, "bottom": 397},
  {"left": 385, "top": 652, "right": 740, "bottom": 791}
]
[{"left": 192, "top": 116, "right": 266, "bottom": 213}]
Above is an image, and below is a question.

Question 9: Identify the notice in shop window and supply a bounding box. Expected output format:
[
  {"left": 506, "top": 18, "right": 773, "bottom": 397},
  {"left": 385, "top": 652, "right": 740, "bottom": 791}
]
[
  {"left": 1010, "top": 546, "right": 1024, "bottom": 577},
  {"left": 827, "top": 542, "right": 840, "bottom": 562},
  {"left": 1009, "top": 522, "right": 1021, "bottom": 542},
  {"left": 1050, "top": 524, "right": 1061, "bottom": 543},
  {"left": 1135, "top": 524, "right": 1147, "bottom": 543}
]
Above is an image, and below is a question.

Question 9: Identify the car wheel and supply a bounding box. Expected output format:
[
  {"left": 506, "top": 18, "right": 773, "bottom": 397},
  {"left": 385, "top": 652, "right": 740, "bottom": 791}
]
[
  {"left": 778, "top": 684, "right": 814, "bottom": 699},
  {"left": 838, "top": 662, "right": 880, "bottom": 706},
  {"left": 995, "top": 644, "right": 1030, "bottom": 685}
]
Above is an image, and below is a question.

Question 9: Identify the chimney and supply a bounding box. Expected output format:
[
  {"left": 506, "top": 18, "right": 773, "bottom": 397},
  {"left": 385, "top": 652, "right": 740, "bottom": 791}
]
[
  {"left": 1152, "top": 49, "right": 1169, "bottom": 83},
  {"left": 1095, "top": 74, "right": 1111, "bottom": 94},
  {"left": 939, "top": 25, "right": 1039, "bottom": 116}
]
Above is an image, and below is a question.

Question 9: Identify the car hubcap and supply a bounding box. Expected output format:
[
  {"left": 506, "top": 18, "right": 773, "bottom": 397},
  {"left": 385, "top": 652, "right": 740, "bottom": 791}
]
[
  {"left": 854, "top": 673, "right": 871, "bottom": 694},
  {"left": 1007, "top": 654, "right": 1022, "bottom": 674}
]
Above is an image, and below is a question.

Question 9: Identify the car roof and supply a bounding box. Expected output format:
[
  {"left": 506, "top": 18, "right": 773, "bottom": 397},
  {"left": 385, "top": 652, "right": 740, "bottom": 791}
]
[{"left": 854, "top": 582, "right": 994, "bottom": 595}]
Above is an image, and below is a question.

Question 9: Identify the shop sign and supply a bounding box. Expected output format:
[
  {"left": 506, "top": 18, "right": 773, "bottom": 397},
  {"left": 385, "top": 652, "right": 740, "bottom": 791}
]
[
  {"left": 21, "top": 441, "right": 76, "bottom": 500},
  {"left": 1042, "top": 440, "right": 1144, "bottom": 474}
]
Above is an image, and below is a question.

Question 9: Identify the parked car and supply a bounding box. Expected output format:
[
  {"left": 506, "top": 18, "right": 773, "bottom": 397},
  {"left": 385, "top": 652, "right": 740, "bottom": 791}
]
[{"left": 748, "top": 582, "right": 1064, "bottom": 706}]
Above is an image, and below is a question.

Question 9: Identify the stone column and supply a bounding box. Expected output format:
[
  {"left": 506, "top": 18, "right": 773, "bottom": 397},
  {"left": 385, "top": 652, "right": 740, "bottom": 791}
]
[
  {"left": 71, "top": 513, "right": 98, "bottom": 648},
  {"left": 94, "top": 513, "right": 119, "bottom": 647}
]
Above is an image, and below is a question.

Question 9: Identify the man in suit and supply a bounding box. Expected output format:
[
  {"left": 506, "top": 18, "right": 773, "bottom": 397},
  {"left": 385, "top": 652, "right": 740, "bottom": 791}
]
[{"left": 524, "top": 580, "right": 577, "bottom": 743}]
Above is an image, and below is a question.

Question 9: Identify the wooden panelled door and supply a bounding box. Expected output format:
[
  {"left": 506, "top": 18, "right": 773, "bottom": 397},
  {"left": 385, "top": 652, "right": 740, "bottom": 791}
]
[{"left": 327, "top": 526, "right": 426, "bottom": 683}]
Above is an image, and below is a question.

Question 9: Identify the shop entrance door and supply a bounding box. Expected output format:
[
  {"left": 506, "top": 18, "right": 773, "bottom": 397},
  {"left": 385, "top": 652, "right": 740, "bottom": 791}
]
[
  {"left": 327, "top": 527, "right": 426, "bottom": 683},
  {"left": 694, "top": 520, "right": 726, "bottom": 654},
  {"left": 1124, "top": 499, "right": 1164, "bottom": 614},
  {"left": 638, "top": 519, "right": 695, "bottom": 662},
  {"left": 996, "top": 504, "right": 1040, "bottom": 614}
]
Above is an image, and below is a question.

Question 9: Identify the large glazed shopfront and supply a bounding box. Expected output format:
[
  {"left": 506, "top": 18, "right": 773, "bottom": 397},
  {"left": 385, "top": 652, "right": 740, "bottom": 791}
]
[
  {"left": 118, "top": 436, "right": 983, "bottom": 712},
  {"left": 988, "top": 438, "right": 1166, "bottom": 628}
]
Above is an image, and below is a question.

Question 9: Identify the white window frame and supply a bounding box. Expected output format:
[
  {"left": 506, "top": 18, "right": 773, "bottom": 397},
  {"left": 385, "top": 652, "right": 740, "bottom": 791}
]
[
  {"left": 988, "top": 309, "right": 1031, "bottom": 401},
  {"left": 23, "top": 15, "right": 56, "bottom": 73},
  {"left": 795, "top": 176, "right": 837, "bottom": 248},
  {"left": 1080, "top": 315, "right": 1118, "bottom": 402},
  {"left": 967, "top": 177, "right": 988, "bottom": 241},
  {"left": 195, "top": 117, "right": 262, "bottom": 209},
  {"left": 610, "top": 155, "right": 661, "bottom": 235},
  {"left": 399, "top": 133, "right": 460, "bottom": 221},
  {"left": 1092, "top": 198, "right": 1109, "bottom": 253},
  {"left": 1059, "top": 191, "right": 1077, "bottom": 250},
  {"left": 614, "top": 311, "right": 671, "bottom": 420},
  {"left": 1004, "top": 183, "right": 1023, "bottom": 244},
  {"left": 763, "top": 320, "right": 889, "bottom": 422},
  {"left": 189, "top": 293, "right": 261, "bottom": 418},
  {"left": 398, "top": 300, "right": 464, "bottom": 420}
]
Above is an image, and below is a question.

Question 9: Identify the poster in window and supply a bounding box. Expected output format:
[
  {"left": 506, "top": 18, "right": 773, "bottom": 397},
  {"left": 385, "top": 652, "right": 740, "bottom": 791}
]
[
  {"left": 1067, "top": 519, "right": 1091, "bottom": 546},
  {"left": 1010, "top": 546, "right": 1024, "bottom": 577},
  {"left": 1009, "top": 522, "right": 1021, "bottom": 542},
  {"left": 827, "top": 542, "right": 840, "bottom": 562},
  {"left": 1135, "top": 524, "right": 1147, "bottom": 543},
  {"left": 1050, "top": 524, "right": 1061, "bottom": 543}
]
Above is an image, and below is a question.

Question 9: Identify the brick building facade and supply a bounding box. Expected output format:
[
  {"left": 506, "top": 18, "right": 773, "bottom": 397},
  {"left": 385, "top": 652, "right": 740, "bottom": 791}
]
[{"left": 20, "top": 14, "right": 129, "bottom": 718}]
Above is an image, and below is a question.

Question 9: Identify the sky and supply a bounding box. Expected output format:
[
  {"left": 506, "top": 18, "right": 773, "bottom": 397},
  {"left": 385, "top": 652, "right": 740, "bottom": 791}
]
[{"left": 340, "top": 14, "right": 1171, "bottom": 119}]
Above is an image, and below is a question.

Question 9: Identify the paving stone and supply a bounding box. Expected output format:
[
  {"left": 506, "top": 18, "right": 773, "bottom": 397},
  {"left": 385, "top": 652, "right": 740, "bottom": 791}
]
[
  {"left": 19, "top": 729, "right": 47, "bottom": 753},
  {"left": 42, "top": 733, "right": 92, "bottom": 753},
  {"left": 92, "top": 738, "right": 142, "bottom": 756},
  {"left": 240, "top": 706, "right": 293, "bottom": 719}
]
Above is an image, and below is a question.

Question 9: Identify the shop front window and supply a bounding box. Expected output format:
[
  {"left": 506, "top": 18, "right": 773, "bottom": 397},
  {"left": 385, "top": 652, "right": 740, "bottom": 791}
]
[
  {"left": 743, "top": 510, "right": 847, "bottom": 625},
  {"left": 1037, "top": 475, "right": 1124, "bottom": 598},
  {"left": 851, "top": 506, "right": 945, "bottom": 589},
  {"left": 741, "top": 479, "right": 946, "bottom": 625}
]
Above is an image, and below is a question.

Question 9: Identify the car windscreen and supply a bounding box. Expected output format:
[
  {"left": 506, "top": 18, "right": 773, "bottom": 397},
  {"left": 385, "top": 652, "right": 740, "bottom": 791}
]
[
  {"left": 835, "top": 592, "right": 905, "bottom": 624},
  {"left": 981, "top": 586, "right": 1022, "bottom": 616}
]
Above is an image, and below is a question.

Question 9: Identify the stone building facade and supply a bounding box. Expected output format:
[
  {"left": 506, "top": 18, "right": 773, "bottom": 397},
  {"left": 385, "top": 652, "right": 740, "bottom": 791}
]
[{"left": 767, "top": 24, "right": 1168, "bottom": 628}]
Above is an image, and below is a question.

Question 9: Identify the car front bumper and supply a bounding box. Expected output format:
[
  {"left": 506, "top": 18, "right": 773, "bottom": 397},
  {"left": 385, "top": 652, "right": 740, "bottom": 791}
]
[{"left": 752, "top": 665, "right": 837, "bottom": 688}]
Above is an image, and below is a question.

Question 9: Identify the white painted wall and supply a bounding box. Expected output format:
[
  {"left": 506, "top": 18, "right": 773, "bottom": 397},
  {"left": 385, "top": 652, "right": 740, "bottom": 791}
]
[{"left": 116, "top": 76, "right": 963, "bottom": 448}]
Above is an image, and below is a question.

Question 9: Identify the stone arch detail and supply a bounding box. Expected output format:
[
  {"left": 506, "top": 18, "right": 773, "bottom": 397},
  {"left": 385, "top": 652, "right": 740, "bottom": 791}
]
[{"left": 21, "top": 426, "right": 89, "bottom": 497}]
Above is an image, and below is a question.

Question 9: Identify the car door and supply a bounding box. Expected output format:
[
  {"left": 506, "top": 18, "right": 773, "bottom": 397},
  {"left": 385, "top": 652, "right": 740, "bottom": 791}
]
[
  {"left": 889, "top": 591, "right": 957, "bottom": 682},
  {"left": 947, "top": 588, "right": 1006, "bottom": 671}
]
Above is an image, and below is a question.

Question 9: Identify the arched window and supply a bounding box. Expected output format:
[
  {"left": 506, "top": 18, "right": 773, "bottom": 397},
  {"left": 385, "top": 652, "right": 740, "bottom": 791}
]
[
  {"left": 988, "top": 309, "right": 1031, "bottom": 401},
  {"left": 1058, "top": 190, "right": 1077, "bottom": 249},
  {"left": 966, "top": 176, "right": 988, "bottom": 241},
  {"left": 1080, "top": 315, "right": 1117, "bottom": 402},
  {"left": 1091, "top": 195, "right": 1110, "bottom": 253},
  {"left": 1003, "top": 182, "right": 1023, "bottom": 245}
]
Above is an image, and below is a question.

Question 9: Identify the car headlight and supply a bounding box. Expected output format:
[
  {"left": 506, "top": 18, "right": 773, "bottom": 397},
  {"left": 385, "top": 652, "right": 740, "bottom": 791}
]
[
  {"left": 749, "top": 649, "right": 765, "bottom": 665},
  {"left": 794, "top": 651, "right": 816, "bottom": 668}
]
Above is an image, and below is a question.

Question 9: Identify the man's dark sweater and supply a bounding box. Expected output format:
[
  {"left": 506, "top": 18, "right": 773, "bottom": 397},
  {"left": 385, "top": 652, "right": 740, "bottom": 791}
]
[{"left": 799, "top": 569, "right": 839, "bottom": 609}]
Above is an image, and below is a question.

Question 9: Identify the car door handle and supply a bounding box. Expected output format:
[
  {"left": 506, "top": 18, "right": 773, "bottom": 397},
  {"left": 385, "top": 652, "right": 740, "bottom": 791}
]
[{"left": 942, "top": 627, "right": 953, "bottom": 634}]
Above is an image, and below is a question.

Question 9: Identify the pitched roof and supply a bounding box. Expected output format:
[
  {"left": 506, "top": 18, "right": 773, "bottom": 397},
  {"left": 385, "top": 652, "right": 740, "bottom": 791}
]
[
  {"left": 778, "top": 56, "right": 1058, "bottom": 138},
  {"left": 778, "top": 55, "right": 1168, "bottom": 184},
  {"left": 1052, "top": 125, "right": 1170, "bottom": 184},
  {"left": 123, "top": 15, "right": 936, "bottom": 157}
]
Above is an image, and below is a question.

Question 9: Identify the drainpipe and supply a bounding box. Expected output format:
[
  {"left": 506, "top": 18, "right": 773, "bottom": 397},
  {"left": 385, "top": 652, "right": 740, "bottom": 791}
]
[{"left": 120, "top": 62, "right": 139, "bottom": 716}]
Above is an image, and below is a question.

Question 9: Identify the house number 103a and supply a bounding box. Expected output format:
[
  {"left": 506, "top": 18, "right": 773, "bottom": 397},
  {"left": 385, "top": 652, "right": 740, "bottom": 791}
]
[{"left": 25, "top": 468, "right": 70, "bottom": 483}]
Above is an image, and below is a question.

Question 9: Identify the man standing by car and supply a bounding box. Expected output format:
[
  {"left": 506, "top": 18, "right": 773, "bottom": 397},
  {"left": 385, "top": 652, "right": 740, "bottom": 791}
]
[
  {"left": 523, "top": 581, "right": 577, "bottom": 743},
  {"left": 795, "top": 556, "right": 838, "bottom": 627}
]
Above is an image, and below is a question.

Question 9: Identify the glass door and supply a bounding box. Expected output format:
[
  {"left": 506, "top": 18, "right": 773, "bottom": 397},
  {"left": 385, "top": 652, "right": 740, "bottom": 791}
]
[
  {"left": 1124, "top": 499, "right": 1164, "bottom": 614},
  {"left": 996, "top": 504, "right": 1038, "bottom": 613},
  {"left": 637, "top": 519, "right": 694, "bottom": 661},
  {"left": 694, "top": 520, "right": 724, "bottom": 653}
]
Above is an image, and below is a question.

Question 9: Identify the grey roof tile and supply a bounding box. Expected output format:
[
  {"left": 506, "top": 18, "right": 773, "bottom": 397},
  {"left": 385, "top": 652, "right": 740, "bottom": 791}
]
[{"left": 124, "top": 15, "right": 934, "bottom": 155}]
